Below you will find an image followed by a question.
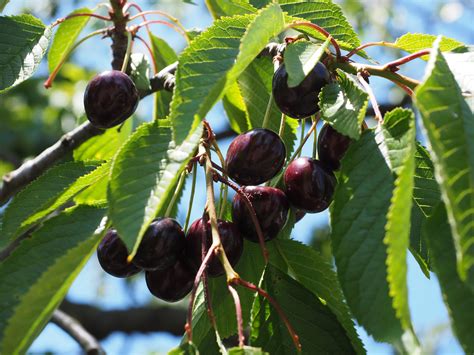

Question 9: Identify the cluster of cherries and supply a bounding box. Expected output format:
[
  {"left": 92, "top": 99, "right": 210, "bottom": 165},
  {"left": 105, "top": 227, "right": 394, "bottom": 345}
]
[{"left": 90, "top": 58, "right": 352, "bottom": 302}]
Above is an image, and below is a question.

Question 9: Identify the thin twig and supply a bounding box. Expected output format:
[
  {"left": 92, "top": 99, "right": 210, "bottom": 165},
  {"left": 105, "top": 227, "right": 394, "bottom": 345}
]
[
  {"left": 51, "top": 309, "right": 105, "bottom": 355},
  {"left": 357, "top": 73, "right": 382, "bottom": 122},
  {"left": 228, "top": 284, "right": 245, "bottom": 348}
]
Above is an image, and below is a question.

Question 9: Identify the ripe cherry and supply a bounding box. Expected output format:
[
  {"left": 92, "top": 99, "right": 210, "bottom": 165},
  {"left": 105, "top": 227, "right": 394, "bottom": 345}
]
[
  {"left": 186, "top": 218, "right": 243, "bottom": 277},
  {"left": 97, "top": 229, "right": 141, "bottom": 278},
  {"left": 226, "top": 128, "right": 286, "bottom": 185},
  {"left": 272, "top": 62, "right": 331, "bottom": 119},
  {"left": 146, "top": 259, "right": 195, "bottom": 302},
  {"left": 318, "top": 124, "right": 352, "bottom": 171},
  {"left": 284, "top": 157, "right": 336, "bottom": 213},
  {"left": 84, "top": 70, "right": 139, "bottom": 129},
  {"left": 133, "top": 218, "right": 186, "bottom": 271},
  {"left": 232, "top": 186, "right": 289, "bottom": 243}
]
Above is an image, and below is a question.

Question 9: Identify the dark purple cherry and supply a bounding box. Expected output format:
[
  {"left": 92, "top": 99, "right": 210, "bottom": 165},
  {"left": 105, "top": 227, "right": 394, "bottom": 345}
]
[
  {"left": 84, "top": 70, "right": 139, "bottom": 129},
  {"left": 232, "top": 186, "right": 289, "bottom": 243},
  {"left": 272, "top": 62, "right": 331, "bottom": 119},
  {"left": 186, "top": 218, "right": 243, "bottom": 277},
  {"left": 146, "top": 259, "right": 195, "bottom": 302},
  {"left": 318, "top": 124, "right": 352, "bottom": 171},
  {"left": 97, "top": 229, "right": 141, "bottom": 278},
  {"left": 133, "top": 218, "right": 185, "bottom": 271},
  {"left": 284, "top": 157, "right": 336, "bottom": 213},
  {"left": 226, "top": 128, "right": 286, "bottom": 186},
  {"left": 295, "top": 209, "right": 306, "bottom": 223}
]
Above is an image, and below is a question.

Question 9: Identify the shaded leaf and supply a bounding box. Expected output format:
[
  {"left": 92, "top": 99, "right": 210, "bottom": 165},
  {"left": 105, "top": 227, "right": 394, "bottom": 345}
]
[
  {"left": 269, "top": 239, "right": 365, "bottom": 354},
  {"left": 0, "top": 14, "right": 51, "bottom": 92},
  {"left": 415, "top": 39, "right": 474, "bottom": 290},
  {"left": 150, "top": 35, "right": 178, "bottom": 120},
  {"left": 0, "top": 205, "right": 106, "bottom": 354},
  {"left": 319, "top": 70, "right": 368, "bottom": 140},
  {"left": 250, "top": 265, "right": 356, "bottom": 354},
  {"left": 444, "top": 48, "right": 474, "bottom": 112},
  {"left": 229, "top": 346, "right": 268, "bottom": 354},
  {"left": 130, "top": 53, "right": 151, "bottom": 94},
  {"left": 223, "top": 82, "right": 250, "bottom": 134},
  {"left": 424, "top": 204, "right": 474, "bottom": 353}
]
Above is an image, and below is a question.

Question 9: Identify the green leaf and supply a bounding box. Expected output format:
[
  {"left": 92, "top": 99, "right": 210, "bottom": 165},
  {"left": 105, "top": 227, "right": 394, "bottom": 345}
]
[
  {"left": 108, "top": 120, "right": 202, "bottom": 256},
  {"left": 250, "top": 265, "right": 355, "bottom": 354},
  {"left": 269, "top": 239, "right": 365, "bottom": 354},
  {"left": 0, "top": 14, "right": 51, "bottom": 92},
  {"left": 150, "top": 35, "right": 178, "bottom": 120},
  {"left": 170, "top": 4, "right": 286, "bottom": 144},
  {"left": 0, "top": 1, "right": 10, "bottom": 12},
  {"left": 280, "top": 0, "right": 361, "bottom": 50},
  {"left": 424, "top": 204, "right": 474, "bottom": 353},
  {"left": 382, "top": 109, "right": 417, "bottom": 340},
  {"left": 168, "top": 342, "right": 200, "bottom": 355},
  {"left": 415, "top": 39, "right": 474, "bottom": 290},
  {"left": 130, "top": 53, "right": 151, "bottom": 94},
  {"left": 393, "top": 33, "right": 465, "bottom": 56},
  {"left": 205, "top": 0, "right": 257, "bottom": 18},
  {"left": 319, "top": 71, "right": 368, "bottom": 140},
  {"left": 284, "top": 39, "right": 330, "bottom": 88},
  {"left": 444, "top": 48, "right": 474, "bottom": 112},
  {"left": 238, "top": 59, "right": 298, "bottom": 159},
  {"left": 228, "top": 346, "right": 268, "bottom": 354},
  {"left": 0, "top": 205, "right": 106, "bottom": 354},
  {"left": 0, "top": 161, "right": 99, "bottom": 250},
  {"left": 73, "top": 119, "right": 133, "bottom": 161},
  {"left": 223, "top": 82, "right": 250, "bottom": 134},
  {"left": 331, "top": 121, "right": 417, "bottom": 342},
  {"left": 47, "top": 8, "right": 92, "bottom": 73},
  {"left": 409, "top": 144, "right": 441, "bottom": 277}
]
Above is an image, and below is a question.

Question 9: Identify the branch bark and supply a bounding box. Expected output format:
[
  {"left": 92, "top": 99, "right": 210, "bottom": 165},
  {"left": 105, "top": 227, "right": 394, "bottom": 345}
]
[
  {"left": 59, "top": 300, "right": 186, "bottom": 340},
  {"left": 51, "top": 309, "right": 105, "bottom": 355}
]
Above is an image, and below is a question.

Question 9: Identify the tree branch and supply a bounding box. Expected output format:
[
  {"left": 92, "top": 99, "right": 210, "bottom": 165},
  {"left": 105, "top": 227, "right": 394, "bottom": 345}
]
[
  {"left": 59, "top": 299, "right": 186, "bottom": 340},
  {"left": 51, "top": 309, "right": 105, "bottom": 355}
]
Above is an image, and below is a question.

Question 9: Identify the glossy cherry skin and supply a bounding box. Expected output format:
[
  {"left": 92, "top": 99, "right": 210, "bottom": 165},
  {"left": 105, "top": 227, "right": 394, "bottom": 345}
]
[
  {"left": 272, "top": 62, "right": 331, "bottom": 119},
  {"left": 284, "top": 157, "right": 337, "bottom": 213},
  {"left": 186, "top": 218, "right": 243, "bottom": 277},
  {"left": 133, "top": 218, "right": 186, "bottom": 271},
  {"left": 225, "top": 128, "right": 286, "bottom": 186},
  {"left": 97, "top": 229, "right": 141, "bottom": 278},
  {"left": 84, "top": 70, "right": 139, "bottom": 129},
  {"left": 317, "top": 124, "right": 352, "bottom": 171},
  {"left": 232, "top": 186, "right": 290, "bottom": 243},
  {"left": 145, "top": 258, "right": 195, "bottom": 302}
]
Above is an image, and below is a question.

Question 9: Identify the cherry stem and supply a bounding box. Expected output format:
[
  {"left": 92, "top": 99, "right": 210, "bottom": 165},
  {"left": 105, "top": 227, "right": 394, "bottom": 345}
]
[
  {"left": 357, "top": 73, "right": 382, "bottom": 122},
  {"left": 44, "top": 28, "right": 108, "bottom": 88},
  {"left": 51, "top": 13, "right": 111, "bottom": 27},
  {"left": 133, "top": 19, "right": 188, "bottom": 41},
  {"left": 128, "top": 10, "right": 188, "bottom": 41},
  {"left": 262, "top": 93, "right": 274, "bottom": 130},
  {"left": 394, "top": 81, "right": 414, "bottom": 97},
  {"left": 278, "top": 113, "right": 286, "bottom": 138},
  {"left": 383, "top": 49, "right": 431, "bottom": 71},
  {"left": 120, "top": 30, "right": 133, "bottom": 73},
  {"left": 210, "top": 141, "right": 228, "bottom": 219},
  {"left": 312, "top": 115, "right": 318, "bottom": 159},
  {"left": 184, "top": 162, "right": 198, "bottom": 232},
  {"left": 228, "top": 284, "right": 245, "bottom": 348},
  {"left": 288, "top": 21, "right": 341, "bottom": 59},
  {"left": 297, "top": 118, "right": 306, "bottom": 158},
  {"left": 185, "top": 243, "right": 217, "bottom": 342},
  {"left": 291, "top": 118, "right": 317, "bottom": 162},
  {"left": 164, "top": 170, "right": 187, "bottom": 218},
  {"left": 234, "top": 278, "right": 302, "bottom": 352},
  {"left": 345, "top": 41, "right": 398, "bottom": 59},
  {"left": 212, "top": 171, "right": 269, "bottom": 263},
  {"left": 134, "top": 34, "right": 158, "bottom": 73}
]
